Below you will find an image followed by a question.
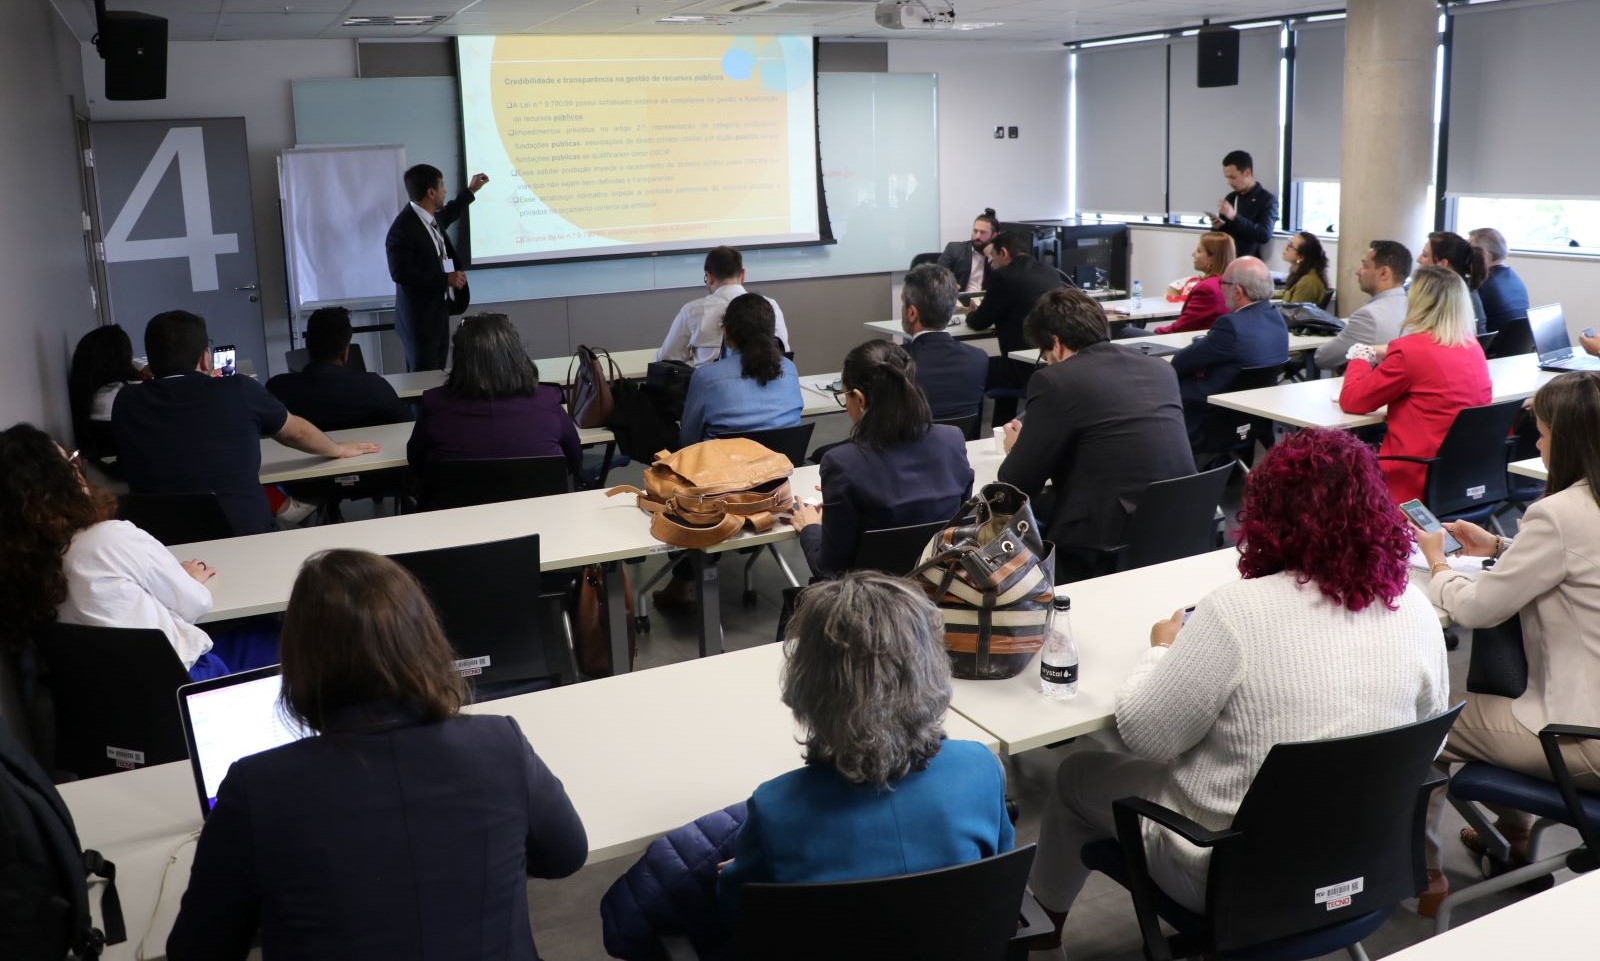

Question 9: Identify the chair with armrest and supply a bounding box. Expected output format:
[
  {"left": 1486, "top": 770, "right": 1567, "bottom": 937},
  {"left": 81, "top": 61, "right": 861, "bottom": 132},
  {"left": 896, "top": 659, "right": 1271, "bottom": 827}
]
[
  {"left": 33, "top": 622, "right": 191, "bottom": 781},
  {"left": 910, "top": 252, "right": 941, "bottom": 269},
  {"left": 723, "top": 423, "right": 815, "bottom": 605},
  {"left": 1485, "top": 316, "right": 1534, "bottom": 359},
  {"left": 1194, "top": 363, "right": 1284, "bottom": 473},
  {"left": 1089, "top": 465, "right": 1233, "bottom": 579},
  {"left": 1378, "top": 399, "right": 1523, "bottom": 533},
  {"left": 933, "top": 412, "right": 982, "bottom": 441},
  {"left": 1433, "top": 723, "right": 1600, "bottom": 933},
  {"left": 1475, "top": 331, "right": 1499, "bottom": 356},
  {"left": 664, "top": 844, "right": 1052, "bottom": 961},
  {"left": 1080, "top": 705, "right": 1463, "bottom": 961},
  {"left": 417, "top": 455, "right": 570, "bottom": 512},
  {"left": 117, "top": 492, "right": 234, "bottom": 545},
  {"left": 850, "top": 519, "right": 951, "bottom": 576},
  {"left": 389, "top": 534, "right": 578, "bottom": 699}
]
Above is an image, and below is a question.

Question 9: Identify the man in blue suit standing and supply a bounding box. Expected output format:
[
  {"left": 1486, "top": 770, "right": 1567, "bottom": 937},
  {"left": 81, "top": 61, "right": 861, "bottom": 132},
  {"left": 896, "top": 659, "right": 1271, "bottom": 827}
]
[
  {"left": 1171, "top": 256, "right": 1290, "bottom": 443},
  {"left": 900, "top": 263, "right": 989, "bottom": 426}
]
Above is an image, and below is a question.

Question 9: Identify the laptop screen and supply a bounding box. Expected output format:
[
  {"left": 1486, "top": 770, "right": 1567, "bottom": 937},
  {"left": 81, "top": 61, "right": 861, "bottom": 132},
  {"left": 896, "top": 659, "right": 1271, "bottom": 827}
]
[
  {"left": 1529, "top": 303, "right": 1570, "bottom": 362},
  {"left": 177, "top": 665, "right": 310, "bottom": 817}
]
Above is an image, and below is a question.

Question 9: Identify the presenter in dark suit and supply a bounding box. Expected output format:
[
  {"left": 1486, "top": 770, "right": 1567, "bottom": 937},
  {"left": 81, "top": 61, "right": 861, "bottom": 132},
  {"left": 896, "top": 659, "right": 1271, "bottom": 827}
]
[
  {"left": 792, "top": 341, "right": 973, "bottom": 577},
  {"left": 935, "top": 207, "right": 1000, "bottom": 293},
  {"left": 386, "top": 164, "right": 489, "bottom": 372},
  {"left": 899, "top": 263, "right": 988, "bottom": 424},
  {"left": 168, "top": 550, "right": 586, "bottom": 961},
  {"left": 1170, "top": 257, "right": 1291, "bottom": 443},
  {"left": 998, "top": 288, "right": 1195, "bottom": 583}
]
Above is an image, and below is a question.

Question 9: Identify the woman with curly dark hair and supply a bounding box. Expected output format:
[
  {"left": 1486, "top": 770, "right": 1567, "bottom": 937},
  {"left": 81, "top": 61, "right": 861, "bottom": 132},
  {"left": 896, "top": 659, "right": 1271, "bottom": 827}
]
[
  {"left": 0, "top": 423, "right": 228, "bottom": 678},
  {"left": 1026, "top": 428, "right": 1450, "bottom": 947},
  {"left": 1278, "top": 230, "right": 1329, "bottom": 306}
]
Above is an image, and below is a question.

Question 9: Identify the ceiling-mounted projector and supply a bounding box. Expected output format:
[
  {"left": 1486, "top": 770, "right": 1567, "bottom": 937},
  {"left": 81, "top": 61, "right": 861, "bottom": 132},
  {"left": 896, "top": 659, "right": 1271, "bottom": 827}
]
[{"left": 874, "top": 0, "right": 956, "bottom": 30}]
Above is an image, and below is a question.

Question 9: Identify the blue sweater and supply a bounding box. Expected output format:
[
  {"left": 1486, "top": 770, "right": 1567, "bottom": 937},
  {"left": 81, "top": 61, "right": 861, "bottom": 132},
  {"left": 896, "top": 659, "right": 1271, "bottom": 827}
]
[
  {"left": 680, "top": 350, "right": 802, "bottom": 444},
  {"left": 717, "top": 739, "right": 1013, "bottom": 919}
]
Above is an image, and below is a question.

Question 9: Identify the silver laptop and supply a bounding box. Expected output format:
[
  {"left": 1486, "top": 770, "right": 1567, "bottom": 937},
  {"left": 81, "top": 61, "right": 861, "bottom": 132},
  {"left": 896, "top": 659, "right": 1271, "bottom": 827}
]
[
  {"left": 1531, "top": 303, "right": 1600, "bottom": 372},
  {"left": 176, "top": 665, "right": 310, "bottom": 818}
]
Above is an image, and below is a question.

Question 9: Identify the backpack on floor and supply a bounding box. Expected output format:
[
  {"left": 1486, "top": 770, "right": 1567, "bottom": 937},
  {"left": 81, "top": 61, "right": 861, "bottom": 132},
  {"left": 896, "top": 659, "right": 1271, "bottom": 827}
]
[{"left": 0, "top": 718, "right": 125, "bottom": 960}]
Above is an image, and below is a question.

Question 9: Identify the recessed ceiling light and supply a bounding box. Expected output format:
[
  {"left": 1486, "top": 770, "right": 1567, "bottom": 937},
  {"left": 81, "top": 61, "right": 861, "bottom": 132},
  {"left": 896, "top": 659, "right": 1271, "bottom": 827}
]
[
  {"left": 656, "top": 14, "right": 741, "bottom": 24},
  {"left": 1077, "top": 32, "right": 1167, "bottom": 48},
  {"left": 342, "top": 15, "right": 449, "bottom": 27},
  {"left": 950, "top": 21, "right": 1003, "bottom": 31}
]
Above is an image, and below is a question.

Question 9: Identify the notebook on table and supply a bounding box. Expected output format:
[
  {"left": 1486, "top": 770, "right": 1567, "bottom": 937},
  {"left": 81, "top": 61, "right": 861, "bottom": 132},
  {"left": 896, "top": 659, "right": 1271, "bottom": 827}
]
[{"left": 176, "top": 665, "right": 310, "bottom": 818}]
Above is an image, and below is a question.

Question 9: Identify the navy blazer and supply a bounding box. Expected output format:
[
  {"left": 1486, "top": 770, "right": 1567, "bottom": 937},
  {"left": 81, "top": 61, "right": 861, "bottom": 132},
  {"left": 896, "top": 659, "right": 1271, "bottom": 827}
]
[
  {"left": 168, "top": 707, "right": 586, "bottom": 961},
  {"left": 799, "top": 425, "right": 973, "bottom": 577},
  {"left": 386, "top": 193, "right": 474, "bottom": 371},
  {"left": 965, "top": 256, "right": 1064, "bottom": 355},
  {"left": 1477, "top": 264, "right": 1531, "bottom": 330},
  {"left": 1171, "top": 298, "right": 1290, "bottom": 436},
  {"left": 904, "top": 331, "right": 988, "bottom": 422},
  {"left": 997, "top": 342, "right": 1194, "bottom": 578},
  {"left": 267, "top": 361, "right": 411, "bottom": 432}
]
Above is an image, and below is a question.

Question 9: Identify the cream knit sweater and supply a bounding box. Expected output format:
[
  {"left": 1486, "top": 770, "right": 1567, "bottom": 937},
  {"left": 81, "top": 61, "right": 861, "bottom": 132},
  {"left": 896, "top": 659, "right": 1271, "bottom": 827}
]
[{"left": 1114, "top": 570, "right": 1450, "bottom": 885}]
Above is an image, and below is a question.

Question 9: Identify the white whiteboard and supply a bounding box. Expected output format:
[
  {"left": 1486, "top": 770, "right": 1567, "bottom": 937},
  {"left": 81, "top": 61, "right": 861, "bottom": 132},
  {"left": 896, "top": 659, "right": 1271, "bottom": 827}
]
[{"left": 278, "top": 144, "right": 408, "bottom": 311}]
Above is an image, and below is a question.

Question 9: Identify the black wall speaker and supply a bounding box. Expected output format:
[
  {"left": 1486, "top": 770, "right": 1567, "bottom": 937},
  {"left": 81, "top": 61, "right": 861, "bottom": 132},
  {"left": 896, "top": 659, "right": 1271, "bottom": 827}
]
[
  {"left": 1197, "top": 26, "right": 1240, "bottom": 89},
  {"left": 100, "top": 11, "right": 168, "bottom": 101}
]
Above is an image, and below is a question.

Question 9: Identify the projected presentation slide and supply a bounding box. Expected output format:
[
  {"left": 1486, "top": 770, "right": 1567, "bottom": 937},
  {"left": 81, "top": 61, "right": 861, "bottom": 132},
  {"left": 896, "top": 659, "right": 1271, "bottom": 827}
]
[{"left": 458, "top": 35, "right": 822, "bottom": 265}]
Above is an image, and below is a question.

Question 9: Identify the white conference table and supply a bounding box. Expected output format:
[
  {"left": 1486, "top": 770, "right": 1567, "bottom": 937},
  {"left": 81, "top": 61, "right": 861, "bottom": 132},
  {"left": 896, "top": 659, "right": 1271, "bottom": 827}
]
[
  {"left": 947, "top": 549, "right": 1451, "bottom": 755},
  {"left": 1377, "top": 869, "right": 1598, "bottom": 960},
  {"left": 1207, "top": 353, "right": 1554, "bottom": 430},
  {"left": 862, "top": 318, "right": 1003, "bottom": 356},
  {"left": 257, "top": 379, "right": 844, "bottom": 485},
  {"left": 382, "top": 347, "right": 660, "bottom": 399},
  {"left": 59, "top": 642, "right": 998, "bottom": 961},
  {"left": 1010, "top": 330, "right": 1335, "bottom": 366},
  {"left": 1509, "top": 457, "right": 1546, "bottom": 482}
]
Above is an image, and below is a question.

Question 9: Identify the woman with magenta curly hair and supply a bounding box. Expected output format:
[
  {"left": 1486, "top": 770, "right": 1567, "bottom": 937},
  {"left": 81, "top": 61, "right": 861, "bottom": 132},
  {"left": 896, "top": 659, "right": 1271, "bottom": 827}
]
[{"left": 1026, "top": 428, "right": 1450, "bottom": 947}]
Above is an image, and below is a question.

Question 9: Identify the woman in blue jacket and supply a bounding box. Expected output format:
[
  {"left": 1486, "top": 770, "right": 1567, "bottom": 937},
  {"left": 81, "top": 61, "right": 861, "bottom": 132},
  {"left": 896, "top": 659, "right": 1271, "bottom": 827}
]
[
  {"left": 790, "top": 340, "right": 972, "bottom": 577},
  {"left": 678, "top": 293, "right": 802, "bottom": 445},
  {"left": 168, "top": 550, "right": 587, "bottom": 961}
]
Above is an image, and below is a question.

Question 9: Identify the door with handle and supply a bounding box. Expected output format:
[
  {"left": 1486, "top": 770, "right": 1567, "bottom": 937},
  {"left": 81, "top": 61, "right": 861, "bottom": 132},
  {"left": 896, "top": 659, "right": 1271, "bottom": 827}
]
[{"left": 90, "top": 118, "right": 266, "bottom": 369}]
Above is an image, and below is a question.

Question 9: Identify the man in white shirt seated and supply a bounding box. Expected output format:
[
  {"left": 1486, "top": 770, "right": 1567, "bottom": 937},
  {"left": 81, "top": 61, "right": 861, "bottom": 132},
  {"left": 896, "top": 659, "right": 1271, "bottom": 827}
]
[{"left": 657, "top": 246, "right": 790, "bottom": 366}]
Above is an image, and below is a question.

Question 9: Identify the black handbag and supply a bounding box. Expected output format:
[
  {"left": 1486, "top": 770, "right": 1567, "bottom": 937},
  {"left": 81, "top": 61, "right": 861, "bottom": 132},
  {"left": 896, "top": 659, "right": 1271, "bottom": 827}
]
[
  {"left": 1465, "top": 614, "right": 1529, "bottom": 699},
  {"left": 646, "top": 360, "right": 695, "bottom": 422},
  {"left": 1279, "top": 302, "right": 1345, "bottom": 336}
]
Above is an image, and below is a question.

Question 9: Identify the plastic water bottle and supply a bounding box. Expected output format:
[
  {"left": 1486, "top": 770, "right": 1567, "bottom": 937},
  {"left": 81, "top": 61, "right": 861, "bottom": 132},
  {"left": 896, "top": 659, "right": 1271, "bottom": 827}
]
[
  {"left": 1132, "top": 279, "right": 1143, "bottom": 310},
  {"left": 1040, "top": 596, "right": 1079, "bottom": 700}
]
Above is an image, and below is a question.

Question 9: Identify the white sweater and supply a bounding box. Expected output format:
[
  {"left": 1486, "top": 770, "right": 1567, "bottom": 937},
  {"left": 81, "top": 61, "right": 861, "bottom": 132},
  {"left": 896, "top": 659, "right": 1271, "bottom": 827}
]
[
  {"left": 57, "top": 520, "right": 215, "bottom": 669},
  {"left": 1114, "top": 571, "right": 1449, "bottom": 885}
]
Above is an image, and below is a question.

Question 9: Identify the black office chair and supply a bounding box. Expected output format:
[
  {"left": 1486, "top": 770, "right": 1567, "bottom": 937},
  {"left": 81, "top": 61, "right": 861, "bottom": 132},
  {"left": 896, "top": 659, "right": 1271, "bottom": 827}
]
[
  {"left": 848, "top": 519, "right": 950, "bottom": 576},
  {"left": 1379, "top": 399, "right": 1523, "bottom": 531},
  {"left": 1434, "top": 722, "right": 1600, "bottom": 932},
  {"left": 285, "top": 343, "right": 365, "bottom": 373},
  {"left": 417, "top": 455, "right": 570, "bottom": 511},
  {"left": 1091, "top": 465, "right": 1233, "bottom": 577},
  {"left": 1082, "top": 706, "right": 1463, "bottom": 961},
  {"left": 117, "top": 492, "right": 234, "bottom": 545},
  {"left": 1319, "top": 287, "right": 1336, "bottom": 310},
  {"left": 1194, "top": 364, "right": 1284, "bottom": 472},
  {"left": 1499, "top": 406, "right": 1546, "bottom": 521},
  {"left": 711, "top": 424, "right": 816, "bottom": 605},
  {"left": 933, "top": 411, "right": 982, "bottom": 441},
  {"left": 389, "top": 534, "right": 577, "bottom": 700},
  {"left": 1485, "top": 316, "right": 1534, "bottom": 358},
  {"left": 33, "top": 622, "right": 191, "bottom": 781},
  {"left": 1475, "top": 330, "right": 1499, "bottom": 356},
  {"left": 666, "top": 844, "right": 1050, "bottom": 961},
  {"left": 909, "top": 251, "right": 941, "bottom": 269}
]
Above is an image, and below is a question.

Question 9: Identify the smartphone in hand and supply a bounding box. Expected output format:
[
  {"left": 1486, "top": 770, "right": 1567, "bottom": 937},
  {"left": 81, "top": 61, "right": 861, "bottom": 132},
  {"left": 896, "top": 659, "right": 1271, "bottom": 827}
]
[{"left": 1399, "top": 499, "right": 1463, "bottom": 555}]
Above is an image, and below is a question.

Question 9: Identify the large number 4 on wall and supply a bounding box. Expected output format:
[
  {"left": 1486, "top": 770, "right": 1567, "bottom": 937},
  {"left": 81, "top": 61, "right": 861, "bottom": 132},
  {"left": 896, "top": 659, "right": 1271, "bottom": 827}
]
[{"left": 102, "top": 126, "right": 239, "bottom": 293}]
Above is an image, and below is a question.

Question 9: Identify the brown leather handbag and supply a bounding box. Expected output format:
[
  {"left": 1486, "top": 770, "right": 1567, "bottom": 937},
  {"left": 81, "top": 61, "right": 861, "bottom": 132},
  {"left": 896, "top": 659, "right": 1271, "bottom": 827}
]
[
  {"left": 606, "top": 438, "right": 794, "bottom": 549},
  {"left": 567, "top": 344, "right": 622, "bottom": 429},
  {"left": 571, "top": 565, "right": 636, "bottom": 678},
  {"left": 911, "top": 483, "right": 1056, "bottom": 680}
]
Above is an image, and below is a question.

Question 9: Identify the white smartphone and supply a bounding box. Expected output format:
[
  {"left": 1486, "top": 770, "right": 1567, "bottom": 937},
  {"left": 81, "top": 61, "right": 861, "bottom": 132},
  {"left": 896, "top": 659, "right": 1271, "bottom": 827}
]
[{"left": 1399, "top": 499, "right": 1463, "bottom": 555}]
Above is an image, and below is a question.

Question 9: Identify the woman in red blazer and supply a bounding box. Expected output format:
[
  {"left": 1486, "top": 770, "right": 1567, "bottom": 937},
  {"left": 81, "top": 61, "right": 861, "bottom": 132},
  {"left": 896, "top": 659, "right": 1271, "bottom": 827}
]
[
  {"left": 1155, "top": 232, "right": 1235, "bottom": 334},
  {"left": 1339, "top": 266, "right": 1492, "bottom": 504}
]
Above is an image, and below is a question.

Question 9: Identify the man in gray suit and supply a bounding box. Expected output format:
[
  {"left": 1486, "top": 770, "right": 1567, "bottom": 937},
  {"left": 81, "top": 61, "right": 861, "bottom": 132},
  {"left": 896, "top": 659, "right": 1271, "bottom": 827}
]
[{"left": 1314, "top": 240, "right": 1412, "bottom": 371}]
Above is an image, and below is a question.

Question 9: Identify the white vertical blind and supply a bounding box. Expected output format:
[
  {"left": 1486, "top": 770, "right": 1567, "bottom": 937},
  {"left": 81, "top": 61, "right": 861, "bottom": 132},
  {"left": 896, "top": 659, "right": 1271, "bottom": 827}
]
[
  {"left": 1166, "top": 30, "right": 1283, "bottom": 218},
  {"left": 1290, "top": 22, "right": 1344, "bottom": 182},
  {"left": 1448, "top": 0, "right": 1600, "bottom": 199},
  {"left": 1075, "top": 43, "right": 1168, "bottom": 213}
]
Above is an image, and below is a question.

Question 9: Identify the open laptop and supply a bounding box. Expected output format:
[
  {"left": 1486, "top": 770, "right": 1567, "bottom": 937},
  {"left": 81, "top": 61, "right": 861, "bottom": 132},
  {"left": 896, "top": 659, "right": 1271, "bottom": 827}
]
[
  {"left": 176, "top": 665, "right": 310, "bottom": 818},
  {"left": 1531, "top": 302, "right": 1600, "bottom": 372}
]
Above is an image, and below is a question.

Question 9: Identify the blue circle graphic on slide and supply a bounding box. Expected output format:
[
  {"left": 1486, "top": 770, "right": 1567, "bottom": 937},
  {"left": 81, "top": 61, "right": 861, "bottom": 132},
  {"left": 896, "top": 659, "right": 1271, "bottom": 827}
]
[{"left": 722, "top": 39, "right": 758, "bottom": 79}]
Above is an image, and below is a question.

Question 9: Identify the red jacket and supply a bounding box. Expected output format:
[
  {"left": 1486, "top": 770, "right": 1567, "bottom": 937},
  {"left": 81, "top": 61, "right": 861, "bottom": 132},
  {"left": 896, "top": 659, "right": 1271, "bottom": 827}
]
[
  {"left": 1155, "top": 275, "right": 1228, "bottom": 334},
  {"left": 1339, "top": 332, "right": 1492, "bottom": 504}
]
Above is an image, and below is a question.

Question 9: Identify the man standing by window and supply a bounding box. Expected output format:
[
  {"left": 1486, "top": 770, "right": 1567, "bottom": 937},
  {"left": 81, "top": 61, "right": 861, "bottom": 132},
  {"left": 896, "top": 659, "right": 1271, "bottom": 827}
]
[{"left": 1210, "top": 150, "right": 1278, "bottom": 259}]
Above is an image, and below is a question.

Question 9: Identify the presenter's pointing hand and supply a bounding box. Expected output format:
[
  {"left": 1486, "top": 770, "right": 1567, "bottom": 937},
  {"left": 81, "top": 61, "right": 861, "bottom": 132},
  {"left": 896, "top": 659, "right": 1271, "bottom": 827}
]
[
  {"left": 469, "top": 173, "right": 490, "bottom": 193},
  {"left": 335, "top": 442, "right": 382, "bottom": 459}
]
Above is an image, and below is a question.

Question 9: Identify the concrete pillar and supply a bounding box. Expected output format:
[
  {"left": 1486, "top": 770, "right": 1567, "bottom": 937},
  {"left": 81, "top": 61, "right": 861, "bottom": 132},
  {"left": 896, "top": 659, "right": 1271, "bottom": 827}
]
[{"left": 1336, "top": 0, "right": 1436, "bottom": 315}]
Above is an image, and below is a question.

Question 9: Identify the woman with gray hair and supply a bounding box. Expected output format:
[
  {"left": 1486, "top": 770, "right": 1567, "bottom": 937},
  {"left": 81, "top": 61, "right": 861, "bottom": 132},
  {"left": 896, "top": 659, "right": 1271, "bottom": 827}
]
[
  {"left": 717, "top": 571, "right": 1014, "bottom": 915},
  {"left": 405, "top": 312, "right": 582, "bottom": 477}
]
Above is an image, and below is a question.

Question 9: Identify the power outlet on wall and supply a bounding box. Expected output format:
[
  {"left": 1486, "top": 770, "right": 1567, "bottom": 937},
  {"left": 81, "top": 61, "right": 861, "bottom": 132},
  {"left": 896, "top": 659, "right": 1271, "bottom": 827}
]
[
  {"left": 993, "top": 125, "right": 1005, "bottom": 139},
  {"left": 1007, "top": 126, "right": 1019, "bottom": 138}
]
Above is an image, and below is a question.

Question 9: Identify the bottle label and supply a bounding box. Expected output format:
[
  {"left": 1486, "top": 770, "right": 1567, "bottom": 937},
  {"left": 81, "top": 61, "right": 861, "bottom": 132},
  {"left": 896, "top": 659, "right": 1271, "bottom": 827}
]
[{"left": 1041, "top": 662, "right": 1078, "bottom": 685}]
